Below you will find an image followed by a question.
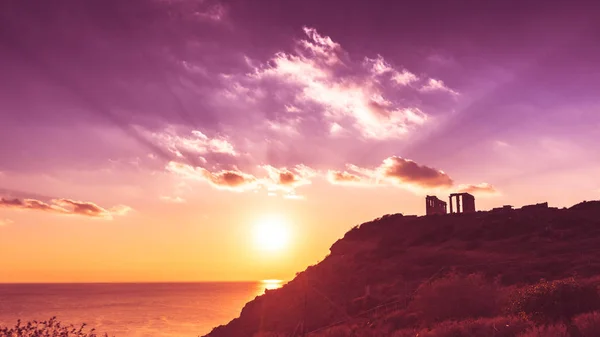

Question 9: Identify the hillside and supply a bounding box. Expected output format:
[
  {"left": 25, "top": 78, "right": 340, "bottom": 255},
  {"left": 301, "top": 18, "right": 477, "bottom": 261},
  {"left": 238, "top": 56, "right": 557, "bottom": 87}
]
[{"left": 205, "top": 200, "right": 600, "bottom": 337}]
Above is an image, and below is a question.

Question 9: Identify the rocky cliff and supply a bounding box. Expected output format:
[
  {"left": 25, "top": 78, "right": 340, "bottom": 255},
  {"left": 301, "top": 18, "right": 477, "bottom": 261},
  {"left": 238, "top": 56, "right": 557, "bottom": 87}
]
[{"left": 205, "top": 200, "right": 600, "bottom": 337}]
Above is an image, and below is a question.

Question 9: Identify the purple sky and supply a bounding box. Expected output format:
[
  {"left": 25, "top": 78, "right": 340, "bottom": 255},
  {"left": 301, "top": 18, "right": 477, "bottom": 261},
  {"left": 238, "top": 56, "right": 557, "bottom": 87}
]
[{"left": 1, "top": 0, "right": 600, "bottom": 281}]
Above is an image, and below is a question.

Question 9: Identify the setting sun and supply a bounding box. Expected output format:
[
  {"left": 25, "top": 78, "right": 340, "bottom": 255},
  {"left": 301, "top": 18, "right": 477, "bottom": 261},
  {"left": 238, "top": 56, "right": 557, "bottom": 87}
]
[{"left": 253, "top": 215, "right": 290, "bottom": 252}]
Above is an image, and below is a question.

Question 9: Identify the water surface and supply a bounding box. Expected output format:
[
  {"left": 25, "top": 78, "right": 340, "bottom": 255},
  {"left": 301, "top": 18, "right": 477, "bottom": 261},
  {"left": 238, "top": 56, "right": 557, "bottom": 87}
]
[{"left": 0, "top": 281, "right": 281, "bottom": 337}]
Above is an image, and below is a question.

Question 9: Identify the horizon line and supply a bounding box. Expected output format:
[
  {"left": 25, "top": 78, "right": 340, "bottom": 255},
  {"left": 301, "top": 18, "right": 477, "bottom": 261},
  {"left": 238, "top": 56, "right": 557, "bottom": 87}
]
[{"left": 0, "top": 279, "right": 286, "bottom": 285}]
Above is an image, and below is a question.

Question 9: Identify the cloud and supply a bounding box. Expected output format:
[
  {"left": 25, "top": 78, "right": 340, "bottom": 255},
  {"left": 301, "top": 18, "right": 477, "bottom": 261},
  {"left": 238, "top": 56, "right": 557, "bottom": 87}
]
[
  {"left": 0, "top": 197, "right": 130, "bottom": 219},
  {"left": 191, "top": 1, "right": 227, "bottom": 22},
  {"left": 262, "top": 165, "right": 315, "bottom": 195},
  {"left": 166, "top": 161, "right": 316, "bottom": 195},
  {"left": 494, "top": 140, "right": 510, "bottom": 148},
  {"left": 327, "top": 170, "right": 368, "bottom": 186},
  {"left": 0, "top": 218, "right": 13, "bottom": 226},
  {"left": 203, "top": 169, "right": 258, "bottom": 191},
  {"left": 166, "top": 161, "right": 260, "bottom": 192},
  {"left": 147, "top": 127, "right": 237, "bottom": 160},
  {"left": 53, "top": 199, "right": 112, "bottom": 217},
  {"left": 164, "top": 150, "right": 496, "bottom": 200},
  {"left": 343, "top": 156, "right": 453, "bottom": 190},
  {"left": 392, "top": 71, "right": 420, "bottom": 86},
  {"left": 328, "top": 156, "right": 500, "bottom": 198},
  {"left": 380, "top": 156, "right": 454, "bottom": 188},
  {"left": 364, "top": 55, "right": 419, "bottom": 85},
  {"left": 247, "top": 27, "right": 429, "bottom": 139},
  {"left": 420, "top": 78, "right": 459, "bottom": 96},
  {"left": 107, "top": 204, "right": 133, "bottom": 216},
  {"left": 160, "top": 195, "right": 186, "bottom": 203},
  {"left": 457, "top": 183, "right": 499, "bottom": 195}
]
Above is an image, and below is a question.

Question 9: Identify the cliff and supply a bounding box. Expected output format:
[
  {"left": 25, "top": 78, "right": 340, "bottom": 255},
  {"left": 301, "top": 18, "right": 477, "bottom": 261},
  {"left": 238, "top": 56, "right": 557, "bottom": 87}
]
[{"left": 204, "top": 200, "right": 600, "bottom": 337}]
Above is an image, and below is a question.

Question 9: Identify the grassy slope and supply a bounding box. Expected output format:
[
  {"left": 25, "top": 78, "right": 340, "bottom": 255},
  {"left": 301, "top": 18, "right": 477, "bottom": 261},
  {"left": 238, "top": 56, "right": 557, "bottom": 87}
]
[{"left": 205, "top": 201, "right": 600, "bottom": 337}]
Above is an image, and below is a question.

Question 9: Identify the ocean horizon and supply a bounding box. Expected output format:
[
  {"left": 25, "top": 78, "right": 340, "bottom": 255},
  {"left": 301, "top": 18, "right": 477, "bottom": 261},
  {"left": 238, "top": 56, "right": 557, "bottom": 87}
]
[{"left": 0, "top": 281, "right": 283, "bottom": 337}]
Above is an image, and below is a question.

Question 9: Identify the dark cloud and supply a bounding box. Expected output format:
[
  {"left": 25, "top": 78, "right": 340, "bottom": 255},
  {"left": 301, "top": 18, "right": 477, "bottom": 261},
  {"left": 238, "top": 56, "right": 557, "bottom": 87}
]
[
  {"left": 339, "top": 156, "right": 500, "bottom": 196},
  {"left": 53, "top": 199, "right": 112, "bottom": 217},
  {"left": 261, "top": 165, "right": 314, "bottom": 191},
  {"left": 207, "top": 170, "right": 256, "bottom": 188},
  {"left": 278, "top": 171, "right": 298, "bottom": 185},
  {"left": 327, "top": 170, "right": 364, "bottom": 185},
  {"left": 166, "top": 161, "right": 260, "bottom": 191},
  {"left": 381, "top": 156, "right": 453, "bottom": 188},
  {"left": 0, "top": 196, "right": 129, "bottom": 219}
]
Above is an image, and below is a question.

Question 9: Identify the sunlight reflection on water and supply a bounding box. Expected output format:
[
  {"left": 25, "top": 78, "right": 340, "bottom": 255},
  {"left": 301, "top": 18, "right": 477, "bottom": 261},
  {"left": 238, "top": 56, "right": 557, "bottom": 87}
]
[
  {"left": 257, "top": 279, "right": 283, "bottom": 296},
  {"left": 0, "top": 282, "right": 287, "bottom": 337}
]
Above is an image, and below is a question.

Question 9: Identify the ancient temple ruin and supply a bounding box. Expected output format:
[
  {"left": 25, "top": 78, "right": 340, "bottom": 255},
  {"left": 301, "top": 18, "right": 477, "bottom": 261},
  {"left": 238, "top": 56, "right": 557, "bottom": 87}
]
[
  {"left": 425, "top": 192, "right": 476, "bottom": 215},
  {"left": 425, "top": 192, "right": 554, "bottom": 216},
  {"left": 449, "top": 192, "right": 476, "bottom": 214},
  {"left": 426, "top": 195, "right": 447, "bottom": 215}
]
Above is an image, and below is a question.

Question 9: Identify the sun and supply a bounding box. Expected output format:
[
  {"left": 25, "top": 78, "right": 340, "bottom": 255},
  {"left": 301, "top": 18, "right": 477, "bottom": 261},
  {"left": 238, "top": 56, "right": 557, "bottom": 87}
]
[{"left": 253, "top": 215, "right": 290, "bottom": 252}]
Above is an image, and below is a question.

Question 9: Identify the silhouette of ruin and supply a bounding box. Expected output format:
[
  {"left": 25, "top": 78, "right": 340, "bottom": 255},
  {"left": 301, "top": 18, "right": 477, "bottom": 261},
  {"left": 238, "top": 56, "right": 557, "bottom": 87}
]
[
  {"left": 492, "top": 205, "right": 514, "bottom": 213},
  {"left": 521, "top": 202, "right": 549, "bottom": 212},
  {"left": 449, "top": 192, "right": 476, "bottom": 214},
  {"left": 425, "top": 195, "right": 447, "bottom": 215},
  {"left": 425, "top": 193, "right": 475, "bottom": 215},
  {"left": 424, "top": 193, "right": 555, "bottom": 216}
]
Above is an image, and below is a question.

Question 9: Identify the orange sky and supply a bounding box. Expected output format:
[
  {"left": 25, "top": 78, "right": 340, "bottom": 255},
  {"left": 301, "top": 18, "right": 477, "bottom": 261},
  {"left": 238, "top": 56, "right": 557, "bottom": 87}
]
[{"left": 2, "top": 169, "right": 598, "bottom": 283}]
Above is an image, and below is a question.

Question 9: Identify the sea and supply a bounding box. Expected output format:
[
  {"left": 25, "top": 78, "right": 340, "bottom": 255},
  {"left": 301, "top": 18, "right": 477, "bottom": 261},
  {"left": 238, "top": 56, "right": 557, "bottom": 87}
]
[{"left": 0, "top": 281, "right": 282, "bottom": 337}]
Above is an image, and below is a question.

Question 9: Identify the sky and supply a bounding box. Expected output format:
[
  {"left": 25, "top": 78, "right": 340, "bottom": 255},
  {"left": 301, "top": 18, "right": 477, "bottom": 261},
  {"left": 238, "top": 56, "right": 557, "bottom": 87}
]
[{"left": 1, "top": 0, "right": 599, "bottom": 283}]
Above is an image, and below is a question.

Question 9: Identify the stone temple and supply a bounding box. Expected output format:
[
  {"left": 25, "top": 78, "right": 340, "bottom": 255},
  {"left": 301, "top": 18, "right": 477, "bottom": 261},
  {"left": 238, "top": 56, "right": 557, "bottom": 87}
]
[{"left": 426, "top": 192, "right": 476, "bottom": 215}]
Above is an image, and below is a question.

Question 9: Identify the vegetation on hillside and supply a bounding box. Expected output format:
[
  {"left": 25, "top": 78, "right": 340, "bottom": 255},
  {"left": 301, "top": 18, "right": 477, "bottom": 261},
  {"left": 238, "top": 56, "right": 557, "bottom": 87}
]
[{"left": 0, "top": 317, "right": 110, "bottom": 337}]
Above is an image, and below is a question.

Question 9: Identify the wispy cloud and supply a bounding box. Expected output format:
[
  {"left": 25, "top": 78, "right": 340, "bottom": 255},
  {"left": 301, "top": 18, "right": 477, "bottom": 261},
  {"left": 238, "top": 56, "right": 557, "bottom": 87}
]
[
  {"left": 262, "top": 165, "right": 315, "bottom": 191},
  {"left": 146, "top": 127, "right": 238, "bottom": 161},
  {"left": 166, "top": 161, "right": 260, "bottom": 192},
  {"left": 166, "top": 161, "right": 316, "bottom": 196},
  {"left": 457, "top": 183, "right": 499, "bottom": 196},
  {"left": 420, "top": 78, "right": 459, "bottom": 96},
  {"left": 364, "top": 55, "right": 419, "bottom": 85},
  {"left": 327, "top": 170, "right": 367, "bottom": 186},
  {"left": 159, "top": 195, "right": 186, "bottom": 204},
  {"left": 0, "top": 197, "right": 130, "bottom": 219},
  {"left": 0, "top": 218, "right": 13, "bottom": 226},
  {"left": 494, "top": 140, "right": 510, "bottom": 148}
]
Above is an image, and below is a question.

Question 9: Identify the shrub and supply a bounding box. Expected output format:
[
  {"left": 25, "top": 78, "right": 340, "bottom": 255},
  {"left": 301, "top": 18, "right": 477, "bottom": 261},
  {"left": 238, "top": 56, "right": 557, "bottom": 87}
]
[
  {"left": 312, "top": 325, "right": 380, "bottom": 337},
  {"left": 410, "top": 272, "right": 503, "bottom": 324},
  {"left": 0, "top": 317, "right": 108, "bottom": 337},
  {"left": 574, "top": 311, "right": 600, "bottom": 337},
  {"left": 252, "top": 332, "right": 286, "bottom": 337},
  {"left": 380, "top": 309, "right": 419, "bottom": 331},
  {"left": 392, "top": 316, "right": 531, "bottom": 337},
  {"left": 507, "top": 278, "right": 600, "bottom": 325},
  {"left": 517, "top": 324, "right": 570, "bottom": 337}
]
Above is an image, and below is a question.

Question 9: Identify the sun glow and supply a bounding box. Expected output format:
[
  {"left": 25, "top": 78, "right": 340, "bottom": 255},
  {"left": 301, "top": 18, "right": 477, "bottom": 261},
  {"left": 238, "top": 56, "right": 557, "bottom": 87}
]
[
  {"left": 253, "top": 215, "right": 290, "bottom": 252},
  {"left": 262, "top": 279, "right": 283, "bottom": 290}
]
